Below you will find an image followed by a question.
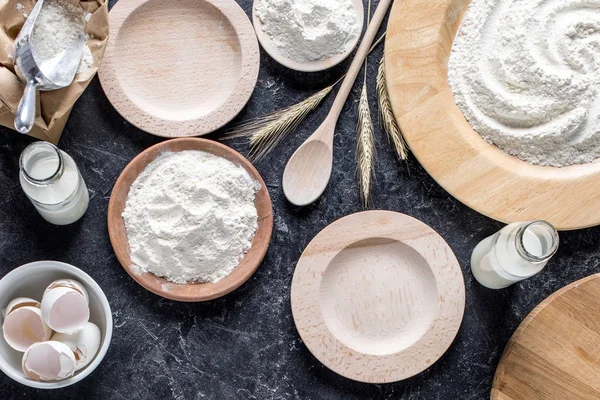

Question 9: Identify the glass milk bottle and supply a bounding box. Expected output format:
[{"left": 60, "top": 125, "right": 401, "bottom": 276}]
[
  {"left": 19, "top": 142, "right": 89, "bottom": 225},
  {"left": 470, "top": 221, "right": 559, "bottom": 289}
]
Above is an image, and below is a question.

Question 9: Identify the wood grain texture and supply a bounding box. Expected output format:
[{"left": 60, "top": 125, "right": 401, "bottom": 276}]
[
  {"left": 107, "top": 138, "right": 273, "bottom": 302},
  {"left": 99, "top": 0, "right": 259, "bottom": 137},
  {"left": 291, "top": 211, "right": 465, "bottom": 383},
  {"left": 384, "top": 0, "right": 600, "bottom": 230},
  {"left": 251, "top": 0, "right": 364, "bottom": 72},
  {"left": 491, "top": 274, "right": 600, "bottom": 400},
  {"left": 282, "top": 0, "right": 392, "bottom": 206}
]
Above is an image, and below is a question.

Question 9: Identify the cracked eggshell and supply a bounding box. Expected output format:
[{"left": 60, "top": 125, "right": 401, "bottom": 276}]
[
  {"left": 2, "top": 297, "right": 41, "bottom": 318},
  {"left": 44, "top": 279, "right": 89, "bottom": 305},
  {"left": 41, "top": 287, "right": 89, "bottom": 334},
  {"left": 2, "top": 306, "right": 52, "bottom": 352},
  {"left": 51, "top": 322, "right": 101, "bottom": 371},
  {"left": 22, "top": 341, "right": 76, "bottom": 381}
]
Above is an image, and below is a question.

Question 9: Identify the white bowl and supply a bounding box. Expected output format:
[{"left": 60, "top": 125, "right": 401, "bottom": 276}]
[{"left": 0, "top": 261, "right": 113, "bottom": 389}]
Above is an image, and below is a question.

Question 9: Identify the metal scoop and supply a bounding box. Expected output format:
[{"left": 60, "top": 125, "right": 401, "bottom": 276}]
[{"left": 13, "top": 0, "right": 85, "bottom": 134}]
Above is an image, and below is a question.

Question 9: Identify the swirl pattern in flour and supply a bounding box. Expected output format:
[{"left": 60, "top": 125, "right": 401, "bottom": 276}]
[{"left": 448, "top": 0, "right": 600, "bottom": 167}]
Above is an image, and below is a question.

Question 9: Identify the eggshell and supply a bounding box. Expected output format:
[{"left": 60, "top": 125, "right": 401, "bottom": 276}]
[
  {"left": 2, "top": 306, "right": 52, "bottom": 352},
  {"left": 22, "top": 341, "right": 76, "bottom": 381},
  {"left": 2, "top": 297, "right": 40, "bottom": 318},
  {"left": 52, "top": 322, "right": 101, "bottom": 371},
  {"left": 41, "top": 287, "right": 89, "bottom": 334},
  {"left": 44, "top": 279, "right": 89, "bottom": 305}
]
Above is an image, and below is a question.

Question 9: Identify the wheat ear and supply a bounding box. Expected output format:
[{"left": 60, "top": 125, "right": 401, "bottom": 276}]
[{"left": 377, "top": 55, "right": 408, "bottom": 160}]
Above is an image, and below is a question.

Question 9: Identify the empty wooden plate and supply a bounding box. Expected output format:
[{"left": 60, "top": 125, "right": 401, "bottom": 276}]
[
  {"left": 107, "top": 138, "right": 273, "bottom": 302},
  {"left": 252, "top": 0, "right": 364, "bottom": 72},
  {"left": 492, "top": 274, "right": 600, "bottom": 399},
  {"left": 99, "top": 0, "right": 260, "bottom": 137},
  {"left": 385, "top": 0, "right": 600, "bottom": 230},
  {"left": 291, "top": 211, "right": 465, "bottom": 383}
]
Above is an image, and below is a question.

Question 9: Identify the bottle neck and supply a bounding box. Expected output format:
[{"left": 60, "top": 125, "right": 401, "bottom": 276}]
[
  {"left": 19, "top": 142, "right": 65, "bottom": 186},
  {"left": 514, "top": 221, "right": 559, "bottom": 263}
]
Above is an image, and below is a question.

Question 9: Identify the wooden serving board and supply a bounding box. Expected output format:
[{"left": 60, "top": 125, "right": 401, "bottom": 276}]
[
  {"left": 491, "top": 274, "right": 600, "bottom": 400},
  {"left": 384, "top": 0, "right": 600, "bottom": 230}
]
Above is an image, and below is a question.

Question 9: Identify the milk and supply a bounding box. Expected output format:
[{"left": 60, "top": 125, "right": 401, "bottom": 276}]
[
  {"left": 19, "top": 143, "right": 89, "bottom": 225},
  {"left": 470, "top": 222, "right": 558, "bottom": 289}
]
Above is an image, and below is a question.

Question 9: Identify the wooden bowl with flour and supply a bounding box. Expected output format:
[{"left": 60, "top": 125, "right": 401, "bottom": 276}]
[
  {"left": 107, "top": 138, "right": 273, "bottom": 302},
  {"left": 385, "top": 0, "right": 600, "bottom": 230}
]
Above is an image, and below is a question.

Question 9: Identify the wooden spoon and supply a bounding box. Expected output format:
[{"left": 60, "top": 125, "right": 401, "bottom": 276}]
[{"left": 282, "top": 0, "right": 393, "bottom": 206}]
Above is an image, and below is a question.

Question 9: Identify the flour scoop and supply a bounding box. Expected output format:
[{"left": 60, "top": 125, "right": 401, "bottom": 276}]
[{"left": 13, "top": 0, "right": 85, "bottom": 134}]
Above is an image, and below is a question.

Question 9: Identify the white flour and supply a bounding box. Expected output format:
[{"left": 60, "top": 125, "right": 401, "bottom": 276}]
[
  {"left": 256, "top": 0, "right": 361, "bottom": 63},
  {"left": 31, "top": 0, "right": 92, "bottom": 75},
  {"left": 448, "top": 0, "right": 600, "bottom": 167},
  {"left": 122, "top": 151, "right": 261, "bottom": 284}
]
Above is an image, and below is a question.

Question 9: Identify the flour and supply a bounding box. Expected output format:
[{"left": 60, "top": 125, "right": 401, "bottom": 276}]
[
  {"left": 448, "top": 0, "right": 600, "bottom": 167},
  {"left": 31, "top": 0, "right": 89, "bottom": 76},
  {"left": 256, "top": 0, "right": 361, "bottom": 63},
  {"left": 77, "top": 44, "right": 93, "bottom": 74},
  {"left": 122, "top": 151, "right": 261, "bottom": 284}
]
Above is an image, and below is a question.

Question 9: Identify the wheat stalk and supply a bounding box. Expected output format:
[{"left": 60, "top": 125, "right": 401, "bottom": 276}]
[
  {"left": 356, "top": 84, "right": 375, "bottom": 207},
  {"left": 225, "top": 85, "right": 334, "bottom": 161},
  {"left": 355, "top": 0, "right": 375, "bottom": 208},
  {"left": 377, "top": 55, "right": 408, "bottom": 160}
]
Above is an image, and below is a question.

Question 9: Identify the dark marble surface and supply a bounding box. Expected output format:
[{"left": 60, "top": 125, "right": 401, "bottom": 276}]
[{"left": 1, "top": 0, "right": 599, "bottom": 399}]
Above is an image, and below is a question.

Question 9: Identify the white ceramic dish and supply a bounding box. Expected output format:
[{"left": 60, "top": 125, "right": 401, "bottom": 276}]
[
  {"left": 0, "top": 261, "right": 113, "bottom": 389},
  {"left": 252, "top": 0, "right": 364, "bottom": 72}
]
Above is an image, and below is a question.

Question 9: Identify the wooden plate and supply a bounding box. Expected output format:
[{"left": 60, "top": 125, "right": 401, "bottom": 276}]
[
  {"left": 251, "top": 0, "right": 364, "bottom": 72},
  {"left": 107, "top": 138, "right": 273, "bottom": 302},
  {"left": 291, "top": 211, "right": 465, "bottom": 383},
  {"left": 492, "top": 274, "right": 600, "bottom": 400},
  {"left": 384, "top": 0, "right": 600, "bottom": 230},
  {"left": 99, "top": 0, "right": 260, "bottom": 137}
]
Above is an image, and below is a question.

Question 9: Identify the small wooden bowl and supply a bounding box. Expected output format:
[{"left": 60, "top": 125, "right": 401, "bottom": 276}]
[
  {"left": 107, "top": 138, "right": 273, "bottom": 302},
  {"left": 252, "top": 0, "right": 364, "bottom": 72}
]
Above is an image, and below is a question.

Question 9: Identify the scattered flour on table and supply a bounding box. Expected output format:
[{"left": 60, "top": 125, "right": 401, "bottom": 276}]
[
  {"left": 122, "top": 151, "right": 261, "bottom": 284},
  {"left": 448, "top": 0, "right": 600, "bottom": 167},
  {"left": 256, "top": 0, "right": 361, "bottom": 63}
]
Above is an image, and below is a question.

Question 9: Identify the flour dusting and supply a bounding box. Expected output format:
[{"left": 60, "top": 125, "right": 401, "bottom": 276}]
[{"left": 448, "top": 0, "right": 600, "bottom": 167}]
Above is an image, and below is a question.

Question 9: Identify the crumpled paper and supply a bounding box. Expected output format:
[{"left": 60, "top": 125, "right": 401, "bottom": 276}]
[{"left": 0, "top": 0, "right": 108, "bottom": 143}]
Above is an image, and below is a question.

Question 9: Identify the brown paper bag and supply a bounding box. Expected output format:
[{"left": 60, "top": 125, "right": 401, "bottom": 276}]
[{"left": 0, "top": 0, "right": 108, "bottom": 143}]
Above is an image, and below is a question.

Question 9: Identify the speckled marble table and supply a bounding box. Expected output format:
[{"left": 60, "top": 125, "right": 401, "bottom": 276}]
[{"left": 1, "top": 1, "right": 599, "bottom": 399}]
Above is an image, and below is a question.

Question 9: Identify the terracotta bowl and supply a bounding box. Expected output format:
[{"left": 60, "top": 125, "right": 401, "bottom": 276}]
[{"left": 107, "top": 138, "right": 273, "bottom": 302}]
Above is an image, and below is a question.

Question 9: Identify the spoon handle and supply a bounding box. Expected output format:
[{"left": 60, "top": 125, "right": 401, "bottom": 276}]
[
  {"left": 15, "top": 80, "right": 38, "bottom": 134},
  {"left": 328, "top": 0, "right": 393, "bottom": 122}
]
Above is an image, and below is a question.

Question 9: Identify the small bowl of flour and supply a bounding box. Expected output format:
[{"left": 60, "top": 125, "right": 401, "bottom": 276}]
[
  {"left": 107, "top": 139, "right": 273, "bottom": 302},
  {"left": 252, "top": 0, "right": 364, "bottom": 72}
]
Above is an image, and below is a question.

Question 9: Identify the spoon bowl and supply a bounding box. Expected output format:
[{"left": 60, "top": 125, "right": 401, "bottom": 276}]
[{"left": 283, "top": 138, "right": 333, "bottom": 206}]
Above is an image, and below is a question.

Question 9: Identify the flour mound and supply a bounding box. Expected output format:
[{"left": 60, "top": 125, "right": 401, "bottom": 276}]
[
  {"left": 448, "top": 0, "right": 600, "bottom": 167},
  {"left": 122, "top": 151, "right": 261, "bottom": 284},
  {"left": 256, "top": 0, "right": 361, "bottom": 63}
]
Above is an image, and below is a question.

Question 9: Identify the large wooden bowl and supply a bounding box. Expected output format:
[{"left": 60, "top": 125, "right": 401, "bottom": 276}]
[
  {"left": 107, "top": 138, "right": 273, "bottom": 302},
  {"left": 384, "top": 0, "right": 600, "bottom": 230}
]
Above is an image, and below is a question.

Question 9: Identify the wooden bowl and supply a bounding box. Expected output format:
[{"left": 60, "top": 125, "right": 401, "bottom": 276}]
[
  {"left": 107, "top": 138, "right": 273, "bottom": 302},
  {"left": 99, "top": 0, "right": 260, "bottom": 137},
  {"left": 251, "top": 0, "right": 364, "bottom": 72},
  {"left": 384, "top": 0, "right": 600, "bottom": 230},
  {"left": 291, "top": 211, "right": 465, "bottom": 383}
]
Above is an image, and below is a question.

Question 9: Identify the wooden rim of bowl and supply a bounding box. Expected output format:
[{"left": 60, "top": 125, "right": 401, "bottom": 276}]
[
  {"left": 251, "top": 0, "right": 364, "bottom": 72},
  {"left": 107, "top": 138, "right": 273, "bottom": 302},
  {"left": 99, "top": 0, "right": 260, "bottom": 137},
  {"left": 291, "top": 211, "right": 465, "bottom": 383},
  {"left": 384, "top": 0, "right": 600, "bottom": 230}
]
